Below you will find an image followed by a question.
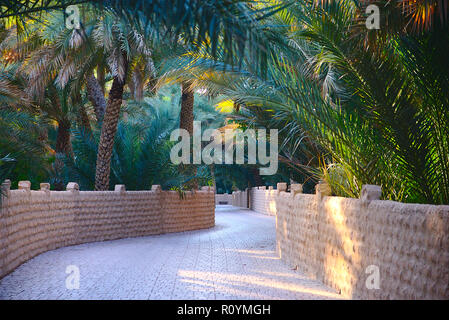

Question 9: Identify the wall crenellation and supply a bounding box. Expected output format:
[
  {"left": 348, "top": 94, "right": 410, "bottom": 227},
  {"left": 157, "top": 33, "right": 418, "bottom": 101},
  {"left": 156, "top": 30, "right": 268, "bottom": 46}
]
[
  {"left": 2, "top": 179, "right": 448, "bottom": 299},
  {"left": 249, "top": 183, "right": 449, "bottom": 300},
  {"left": 0, "top": 181, "right": 214, "bottom": 279}
]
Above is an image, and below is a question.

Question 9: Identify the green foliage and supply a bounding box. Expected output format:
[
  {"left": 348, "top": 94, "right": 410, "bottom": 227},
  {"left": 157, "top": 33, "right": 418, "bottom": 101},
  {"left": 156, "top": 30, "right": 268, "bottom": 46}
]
[
  {"left": 2, "top": 1, "right": 449, "bottom": 204},
  {"left": 64, "top": 86, "right": 220, "bottom": 190},
  {"left": 0, "top": 0, "right": 291, "bottom": 76},
  {"left": 281, "top": 1, "right": 449, "bottom": 204},
  {"left": 0, "top": 108, "right": 51, "bottom": 189},
  {"left": 312, "top": 159, "right": 361, "bottom": 199},
  {"left": 65, "top": 99, "right": 174, "bottom": 190},
  {"left": 187, "top": 1, "right": 449, "bottom": 204}
]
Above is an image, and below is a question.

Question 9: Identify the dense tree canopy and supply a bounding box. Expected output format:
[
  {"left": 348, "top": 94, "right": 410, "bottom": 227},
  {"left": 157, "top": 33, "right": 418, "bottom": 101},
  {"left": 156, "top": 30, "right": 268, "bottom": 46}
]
[{"left": 1, "top": 0, "right": 448, "bottom": 203}]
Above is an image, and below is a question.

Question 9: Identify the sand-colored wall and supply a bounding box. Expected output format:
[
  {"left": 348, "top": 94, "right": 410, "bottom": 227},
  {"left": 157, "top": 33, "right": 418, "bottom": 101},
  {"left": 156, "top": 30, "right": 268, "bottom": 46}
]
[
  {"left": 274, "top": 184, "right": 449, "bottom": 299},
  {"left": 0, "top": 182, "right": 214, "bottom": 279},
  {"left": 249, "top": 187, "right": 279, "bottom": 216},
  {"left": 215, "top": 193, "right": 233, "bottom": 205},
  {"left": 162, "top": 190, "right": 215, "bottom": 233},
  {"left": 215, "top": 190, "right": 248, "bottom": 208},
  {"left": 231, "top": 190, "right": 248, "bottom": 208}
]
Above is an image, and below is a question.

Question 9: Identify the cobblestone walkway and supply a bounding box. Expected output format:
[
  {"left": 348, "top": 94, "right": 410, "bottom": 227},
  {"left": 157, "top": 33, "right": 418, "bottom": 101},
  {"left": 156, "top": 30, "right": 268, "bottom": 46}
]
[{"left": 0, "top": 206, "right": 341, "bottom": 300}]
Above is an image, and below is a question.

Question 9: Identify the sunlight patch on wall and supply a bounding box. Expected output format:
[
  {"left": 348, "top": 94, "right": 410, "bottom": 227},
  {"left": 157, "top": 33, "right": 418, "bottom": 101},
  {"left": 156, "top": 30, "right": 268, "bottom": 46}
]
[{"left": 323, "top": 197, "right": 361, "bottom": 298}]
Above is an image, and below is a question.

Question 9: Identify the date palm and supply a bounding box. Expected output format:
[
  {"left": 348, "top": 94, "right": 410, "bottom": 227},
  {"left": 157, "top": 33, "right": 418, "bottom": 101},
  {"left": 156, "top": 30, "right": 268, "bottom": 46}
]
[
  {"left": 6, "top": 9, "right": 156, "bottom": 190},
  {"left": 179, "top": 0, "right": 449, "bottom": 204},
  {"left": 1, "top": 1, "right": 288, "bottom": 191},
  {"left": 0, "top": 1, "right": 286, "bottom": 67},
  {"left": 1, "top": 21, "right": 90, "bottom": 188}
]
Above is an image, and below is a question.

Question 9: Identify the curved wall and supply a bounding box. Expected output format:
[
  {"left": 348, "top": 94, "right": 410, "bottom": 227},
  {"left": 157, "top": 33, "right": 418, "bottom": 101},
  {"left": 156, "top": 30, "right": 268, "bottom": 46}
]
[
  {"left": 0, "top": 183, "right": 214, "bottom": 279},
  {"left": 250, "top": 183, "right": 449, "bottom": 299}
]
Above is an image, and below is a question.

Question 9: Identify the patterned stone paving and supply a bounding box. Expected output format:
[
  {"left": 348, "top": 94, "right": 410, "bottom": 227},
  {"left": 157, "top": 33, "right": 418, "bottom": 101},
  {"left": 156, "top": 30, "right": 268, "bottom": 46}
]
[{"left": 0, "top": 205, "right": 341, "bottom": 300}]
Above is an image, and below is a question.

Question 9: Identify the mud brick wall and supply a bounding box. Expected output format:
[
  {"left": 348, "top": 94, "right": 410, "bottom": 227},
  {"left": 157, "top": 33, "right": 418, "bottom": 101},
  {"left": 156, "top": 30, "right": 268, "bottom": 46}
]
[
  {"left": 215, "top": 190, "right": 248, "bottom": 208},
  {"left": 0, "top": 182, "right": 214, "bottom": 279},
  {"left": 249, "top": 185, "right": 286, "bottom": 216},
  {"left": 162, "top": 190, "right": 215, "bottom": 233},
  {"left": 215, "top": 193, "right": 233, "bottom": 205},
  {"left": 275, "top": 184, "right": 449, "bottom": 300},
  {"left": 231, "top": 190, "right": 248, "bottom": 208}
]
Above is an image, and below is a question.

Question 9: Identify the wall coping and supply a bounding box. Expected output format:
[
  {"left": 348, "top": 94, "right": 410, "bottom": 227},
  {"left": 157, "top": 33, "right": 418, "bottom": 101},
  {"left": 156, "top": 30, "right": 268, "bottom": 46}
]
[{"left": 0, "top": 182, "right": 215, "bottom": 279}]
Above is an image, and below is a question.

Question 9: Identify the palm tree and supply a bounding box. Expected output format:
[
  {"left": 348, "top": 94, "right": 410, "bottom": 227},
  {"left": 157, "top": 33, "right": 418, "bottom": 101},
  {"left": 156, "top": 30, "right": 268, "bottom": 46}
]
[
  {"left": 66, "top": 88, "right": 219, "bottom": 190},
  {"left": 94, "top": 57, "right": 128, "bottom": 190},
  {"left": 177, "top": 0, "right": 449, "bottom": 204},
  {"left": 5, "top": 9, "right": 156, "bottom": 190},
  {"left": 2, "top": 1, "right": 287, "bottom": 191},
  {"left": 0, "top": 49, "right": 51, "bottom": 188},
  {"left": 0, "top": 1, "right": 285, "bottom": 62},
  {"left": 0, "top": 108, "right": 50, "bottom": 191},
  {"left": 284, "top": 0, "right": 449, "bottom": 203},
  {"left": 86, "top": 73, "right": 106, "bottom": 122},
  {"left": 1, "top": 27, "right": 80, "bottom": 188},
  {"left": 179, "top": 81, "right": 194, "bottom": 134}
]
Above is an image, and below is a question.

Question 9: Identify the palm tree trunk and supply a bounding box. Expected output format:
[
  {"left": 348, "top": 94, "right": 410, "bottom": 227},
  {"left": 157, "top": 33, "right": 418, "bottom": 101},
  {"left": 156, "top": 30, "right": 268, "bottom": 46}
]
[
  {"left": 180, "top": 82, "right": 194, "bottom": 134},
  {"left": 55, "top": 119, "right": 72, "bottom": 155},
  {"left": 131, "top": 69, "right": 144, "bottom": 101},
  {"left": 53, "top": 118, "right": 72, "bottom": 190},
  {"left": 250, "top": 167, "right": 263, "bottom": 187},
  {"left": 48, "top": 86, "right": 72, "bottom": 190},
  {"left": 97, "top": 64, "right": 105, "bottom": 94},
  {"left": 73, "top": 92, "right": 92, "bottom": 136},
  {"left": 94, "top": 62, "right": 128, "bottom": 191},
  {"left": 211, "top": 163, "right": 216, "bottom": 206},
  {"left": 77, "top": 104, "right": 92, "bottom": 136},
  {"left": 86, "top": 73, "right": 106, "bottom": 122},
  {"left": 179, "top": 81, "right": 197, "bottom": 189}
]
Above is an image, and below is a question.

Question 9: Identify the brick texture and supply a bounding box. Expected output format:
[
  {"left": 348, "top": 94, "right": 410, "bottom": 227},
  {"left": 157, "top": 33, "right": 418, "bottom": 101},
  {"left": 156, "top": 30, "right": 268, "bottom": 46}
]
[
  {"left": 215, "top": 194, "right": 233, "bottom": 205},
  {"left": 0, "top": 184, "right": 214, "bottom": 279},
  {"left": 215, "top": 190, "right": 248, "bottom": 208},
  {"left": 248, "top": 184, "right": 449, "bottom": 299},
  {"left": 249, "top": 187, "right": 278, "bottom": 216}
]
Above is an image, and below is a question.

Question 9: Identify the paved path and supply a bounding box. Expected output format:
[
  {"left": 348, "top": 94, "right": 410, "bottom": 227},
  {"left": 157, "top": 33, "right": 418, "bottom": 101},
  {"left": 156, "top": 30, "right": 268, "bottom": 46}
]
[{"left": 0, "top": 206, "right": 341, "bottom": 300}]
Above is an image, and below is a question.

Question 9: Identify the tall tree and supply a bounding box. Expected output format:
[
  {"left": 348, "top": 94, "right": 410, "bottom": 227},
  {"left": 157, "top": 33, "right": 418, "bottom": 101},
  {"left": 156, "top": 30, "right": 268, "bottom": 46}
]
[
  {"left": 94, "top": 57, "right": 128, "bottom": 190},
  {"left": 86, "top": 73, "right": 106, "bottom": 122},
  {"left": 179, "top": 81, "right": 194, "bottom": 134},
  {"left": 178, "top": 81, "right": 197, "bottom": 188}
]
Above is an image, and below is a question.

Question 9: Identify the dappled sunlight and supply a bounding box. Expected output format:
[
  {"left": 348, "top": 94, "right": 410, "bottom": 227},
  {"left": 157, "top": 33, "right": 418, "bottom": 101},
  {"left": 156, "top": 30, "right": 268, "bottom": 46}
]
[
  {"left": 224, "top": 248, "right": 280, "bottom": 260},
  {"left": 178, "top": 270, "right": 342, "bottom": 299},
  {"left": 323, "top": 197, "right": 360, "bottom": 297},
  {"left": 180, "top": 277, "right": 276, "bottom": 299},
  {"left": 225, "top": 249, "right": 274, "bottom": 255},
  {"left": 255, "top": 270, "right": 310, "bottom": 280},
  {"left": 324, "top": 244, "right": 353, "bottom": 297},
  {"left": 269, "top": 200, "right": 277, "bottom": 215},
  {"left": 246, "top": 255, "right": 280, "bottom": 260},
  {"left": 263, "top": 190, "right": 278, "bottom": 216},
  {"left": 214, "top": 99, "right": 234, "bottom": 113},
  {"left": 283, "top": 220, "right": 288, "bottom": 237}
]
